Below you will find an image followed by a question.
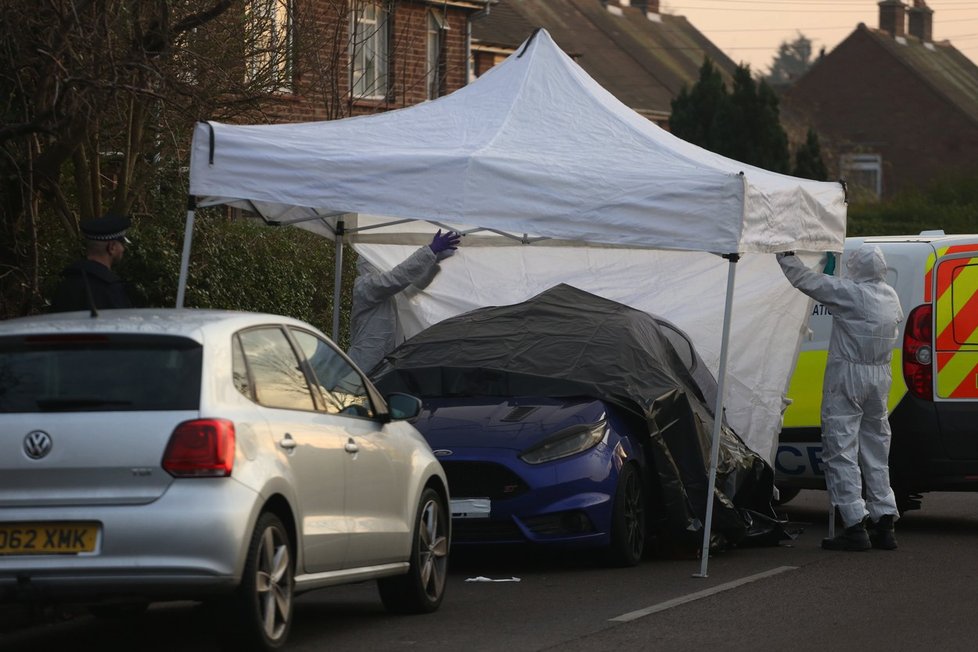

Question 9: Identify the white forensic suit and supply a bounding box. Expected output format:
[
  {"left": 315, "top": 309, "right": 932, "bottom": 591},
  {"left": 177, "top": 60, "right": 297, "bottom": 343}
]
[
  {"left": 347, "top": 246, "right": 439, "bottom": 373},
  {"left": 778, "top": 245, "right": 904, "bottom": 527}
]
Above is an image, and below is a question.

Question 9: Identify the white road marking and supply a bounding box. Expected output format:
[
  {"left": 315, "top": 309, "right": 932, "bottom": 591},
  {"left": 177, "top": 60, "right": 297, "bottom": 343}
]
[{"left": 609, "top": 566, "right": 798, "bottom": 622}]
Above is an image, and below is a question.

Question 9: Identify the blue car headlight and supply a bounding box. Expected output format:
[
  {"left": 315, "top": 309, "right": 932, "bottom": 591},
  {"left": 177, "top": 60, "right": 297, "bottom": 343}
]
[{"left": 519, "top": 419, "right": 608, "bottom": 465}]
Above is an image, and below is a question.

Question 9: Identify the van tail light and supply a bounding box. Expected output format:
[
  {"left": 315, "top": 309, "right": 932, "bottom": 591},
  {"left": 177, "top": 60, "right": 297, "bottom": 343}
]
[
  {"left": 162, "top": 419, "right": 235, "bottom": 477},
  {"left": 903, "top": 304, "right": 933, "bottom": 401}
]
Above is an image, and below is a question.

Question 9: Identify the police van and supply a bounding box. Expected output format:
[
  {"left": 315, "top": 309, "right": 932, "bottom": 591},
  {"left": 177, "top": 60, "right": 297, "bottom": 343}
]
[{"left": 775, "top": 231, "right": 978, "bottom": 512}]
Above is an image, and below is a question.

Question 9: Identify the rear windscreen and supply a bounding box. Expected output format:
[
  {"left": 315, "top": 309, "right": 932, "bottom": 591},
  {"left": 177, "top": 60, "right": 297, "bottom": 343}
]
[{"left": 0, "top": 334, "right": 202, "bottom": 413}]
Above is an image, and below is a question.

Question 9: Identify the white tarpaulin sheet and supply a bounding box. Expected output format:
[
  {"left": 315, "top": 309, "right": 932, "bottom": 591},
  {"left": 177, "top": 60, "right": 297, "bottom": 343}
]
[{"left": 355, "top": 242, "right": 816, "bottom": 465}]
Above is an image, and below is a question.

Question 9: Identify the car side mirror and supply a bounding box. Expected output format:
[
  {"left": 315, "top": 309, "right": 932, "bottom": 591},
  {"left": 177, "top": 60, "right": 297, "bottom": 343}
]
[{"left": 386, "top": 393, "right": 422, "bottom": 420}]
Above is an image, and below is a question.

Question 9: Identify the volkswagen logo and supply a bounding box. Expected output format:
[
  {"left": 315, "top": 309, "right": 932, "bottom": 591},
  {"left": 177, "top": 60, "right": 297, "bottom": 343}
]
[
  {"left": 432, "top": 449, "right": 453, "bottom": 457},
  {"left": 24, "top": 431, "right": 53, "bottom": 460}
]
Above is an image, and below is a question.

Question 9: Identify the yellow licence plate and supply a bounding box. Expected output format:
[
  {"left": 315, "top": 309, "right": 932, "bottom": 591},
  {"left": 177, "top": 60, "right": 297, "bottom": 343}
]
[{"left": 0, "top": 522, "right": 99, "bottom": 555}]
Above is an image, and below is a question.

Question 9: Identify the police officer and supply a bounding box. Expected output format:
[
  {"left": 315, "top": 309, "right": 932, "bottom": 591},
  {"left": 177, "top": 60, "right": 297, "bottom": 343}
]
[{"left": 50, "top": 214, "right": 134, "bottom": 312}]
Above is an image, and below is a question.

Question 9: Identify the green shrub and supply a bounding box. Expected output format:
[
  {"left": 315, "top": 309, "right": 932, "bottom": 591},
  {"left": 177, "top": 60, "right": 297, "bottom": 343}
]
[
  {"left": 848, "top": 173, "right": 978, "bottom": 236},
  {"left": 39, "top": 208, "right": 356, "bottom": 348}
]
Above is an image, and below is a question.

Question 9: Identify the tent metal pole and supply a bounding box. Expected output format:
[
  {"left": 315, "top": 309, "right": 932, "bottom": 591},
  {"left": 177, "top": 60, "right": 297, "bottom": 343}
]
[
  {"left": 694, "top": 253, "right": 739, "bottom": 578},
  {"left": 332, "top": 220, "right": 345, "bottom": 342},
  {"left": 176, "top": 200, "right": 197, "bottom": 308}
]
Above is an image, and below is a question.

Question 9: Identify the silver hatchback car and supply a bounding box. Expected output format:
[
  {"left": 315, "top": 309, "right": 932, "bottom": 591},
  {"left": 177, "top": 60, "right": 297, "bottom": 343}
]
[{"left": 0, "top": 309, "right": 450, "bottom": 650}]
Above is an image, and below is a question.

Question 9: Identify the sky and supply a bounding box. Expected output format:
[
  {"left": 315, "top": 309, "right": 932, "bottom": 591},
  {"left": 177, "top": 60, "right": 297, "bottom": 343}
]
[{"left": 660, "top": 0, "right": 978, "bottom": 75}]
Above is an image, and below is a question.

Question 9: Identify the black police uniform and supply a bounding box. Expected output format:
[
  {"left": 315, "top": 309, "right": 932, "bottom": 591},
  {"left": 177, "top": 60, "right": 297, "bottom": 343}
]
[{"left": 50, "top": 215, "right": 134, "bottom": 313}]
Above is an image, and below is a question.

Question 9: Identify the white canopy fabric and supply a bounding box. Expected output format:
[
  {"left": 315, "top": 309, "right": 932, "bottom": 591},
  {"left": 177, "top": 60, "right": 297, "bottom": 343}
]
[
  {"left": 189, "top": 28, "right": 845, "bottom": 255},
  {"left": 183, "top": 28, "right": 844, "bottom": 572}
]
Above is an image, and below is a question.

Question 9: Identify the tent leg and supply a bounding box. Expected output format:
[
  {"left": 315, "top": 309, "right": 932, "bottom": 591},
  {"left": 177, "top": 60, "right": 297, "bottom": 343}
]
[
  {"left": 176, "top": 205, "right": 197, "bottom": 308},
  {"left": 693, "top": 253, "right": 739, "bottom": 579},
  {"left": 332, "top": 237, "right": 345, "bottom": 342}
]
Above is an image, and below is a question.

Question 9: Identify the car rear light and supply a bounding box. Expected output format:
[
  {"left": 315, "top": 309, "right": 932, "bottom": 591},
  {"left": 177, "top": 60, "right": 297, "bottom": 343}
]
[
  {"left": 162, "top": 419, "right": 235, "bottom": 477},
  {"left": 903, "top": 304, "right": 933, "bottom": 401}
]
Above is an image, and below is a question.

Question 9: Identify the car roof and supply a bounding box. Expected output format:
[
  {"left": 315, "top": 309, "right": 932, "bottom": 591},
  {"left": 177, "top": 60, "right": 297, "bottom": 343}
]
[
  {"left": 0, "top": 308, "right": 320, "bottom": 343},
  {"left": 859, "top": 232, "right": 978, "bottom": 246}
]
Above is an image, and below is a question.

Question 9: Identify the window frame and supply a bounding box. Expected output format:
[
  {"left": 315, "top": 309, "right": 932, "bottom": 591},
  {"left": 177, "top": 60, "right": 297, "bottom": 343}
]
[
  {"left": 840, "top": 152, "right": 883, "bottom": 200},
  {"left": 350, "top": 0, "right": 390, "bottom": 100},
  {"left": 426, "top": 9, "right": 447, "bottom": 100},
  {"left": 245, "top": 0, "right": 295, "bottom": 93}
]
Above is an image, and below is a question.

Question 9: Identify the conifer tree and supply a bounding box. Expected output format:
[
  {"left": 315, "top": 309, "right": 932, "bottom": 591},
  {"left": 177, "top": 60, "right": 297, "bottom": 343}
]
[
  {"left": 670, "top": 59, "right": 790, "bottom": 174},
  {"left": 793, "top": 128, "right": 829, "bottom": 181}
]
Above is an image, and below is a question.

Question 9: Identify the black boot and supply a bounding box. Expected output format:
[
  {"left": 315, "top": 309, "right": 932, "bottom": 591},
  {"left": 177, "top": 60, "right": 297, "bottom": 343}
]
[
  {"left": 822, "top": 519, "right": 871, "bottom": 551},
  {"left": 869, "top": 515, "right": 898, "bottom": 550}
]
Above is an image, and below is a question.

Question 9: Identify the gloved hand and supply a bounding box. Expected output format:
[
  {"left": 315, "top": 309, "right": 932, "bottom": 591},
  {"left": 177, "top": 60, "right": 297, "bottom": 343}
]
[
  {"left": 823, "top": 251, "right": 836, "bottom": 276},
  {"left": 429, "top": 230, "right": 461, "bottom": 255},
  {"left": 776, "top": 251, "right": 795, "bottom": 261}
]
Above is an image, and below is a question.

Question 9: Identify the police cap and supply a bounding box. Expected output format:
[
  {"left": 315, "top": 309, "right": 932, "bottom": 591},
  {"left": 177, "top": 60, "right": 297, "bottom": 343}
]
[{"left": 80, "top": 214, "right": 132, "bottom": 242}]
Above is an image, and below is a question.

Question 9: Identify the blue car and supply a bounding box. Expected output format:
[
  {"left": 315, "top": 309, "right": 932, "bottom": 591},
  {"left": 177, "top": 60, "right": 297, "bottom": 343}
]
[
  {"left": 415, "top": 394, "right": 649, "bottom": 566},
  {"left": 372, "top": 284, "right": 781, "bottom": 565}
]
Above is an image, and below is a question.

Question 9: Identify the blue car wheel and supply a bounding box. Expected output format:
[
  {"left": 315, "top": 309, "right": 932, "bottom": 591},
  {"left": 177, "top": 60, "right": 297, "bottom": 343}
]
[{"left": 606, "top": 463, "right": 646, "bottom": 567}]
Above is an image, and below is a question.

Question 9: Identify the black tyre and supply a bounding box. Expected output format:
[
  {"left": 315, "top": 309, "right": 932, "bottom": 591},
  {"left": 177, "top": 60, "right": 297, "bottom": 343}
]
[
  {"left": 88, "top": 601, "right": 149, "bottom": 619},
  {"left": 773, "top": 486, "right": 801, "bottom": 506},
  {"left": 895, "top": 489, "right": 922, "bottom": 515},
  {"left": 606, "top": 463, "right": 646, "bottom": 567},
  {"left": 378, "top": 487, "right": 449, "bottom": 614},
  {"left": 226, "top": 512, "right": 294, "bottom": 651}
]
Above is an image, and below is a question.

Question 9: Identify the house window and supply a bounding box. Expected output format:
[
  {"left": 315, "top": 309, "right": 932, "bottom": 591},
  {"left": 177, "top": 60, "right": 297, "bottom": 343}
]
[
  {"left": 350, "top": 1, "right": 389, "bottom": 99},
  {"left": 426, "top": 10, "right": 447, "bottom": 99},
  {"left": 841, "top": 153, "right": 883, "bottom": 200},
  {"left": 245, "top": 0, "right": 294, "bottom": 92}
]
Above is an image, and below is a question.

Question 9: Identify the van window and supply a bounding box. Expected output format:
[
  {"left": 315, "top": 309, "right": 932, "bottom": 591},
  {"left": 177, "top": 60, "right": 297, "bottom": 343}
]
[{"left": 0, "top": 335, "right": 202, "bottom": 413}]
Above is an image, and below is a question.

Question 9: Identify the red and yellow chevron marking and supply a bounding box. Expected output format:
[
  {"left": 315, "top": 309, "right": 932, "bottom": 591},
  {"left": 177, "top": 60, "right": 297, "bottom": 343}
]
[
  {"left": 936, "top": 351, "right": 978, "bottom": 398},
  {"left": 935, "top": 256, "right": 978, "bottom": 398}
]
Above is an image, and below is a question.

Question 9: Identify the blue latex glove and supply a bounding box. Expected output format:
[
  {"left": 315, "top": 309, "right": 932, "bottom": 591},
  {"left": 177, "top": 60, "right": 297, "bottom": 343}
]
[
  {"left": 429, "top": 230, "right": 461, "bottom": 255},
  {"left": 823, "top": 252, "right": 836, "bottom": 276}
]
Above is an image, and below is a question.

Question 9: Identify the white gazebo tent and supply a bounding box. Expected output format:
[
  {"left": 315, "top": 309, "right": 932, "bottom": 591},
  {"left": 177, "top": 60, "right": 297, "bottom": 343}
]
[{"left": 184, "top": 29, "right": 845, "bottom": 575}]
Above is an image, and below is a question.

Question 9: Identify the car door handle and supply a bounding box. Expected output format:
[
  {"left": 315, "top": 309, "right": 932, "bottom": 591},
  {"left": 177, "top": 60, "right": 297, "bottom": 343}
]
[
  {"left": 344, "top": 438, "right": 359, "bottom": 454},
  {"left": 279, "top": 433, "right": 297, "bottom": 450}
]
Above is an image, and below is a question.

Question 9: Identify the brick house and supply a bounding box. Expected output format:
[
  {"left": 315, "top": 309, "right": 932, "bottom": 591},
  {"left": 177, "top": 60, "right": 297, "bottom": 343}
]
[
  {"left": 782, "top": 1, "right": 978, "bottom": 200},
  {"left": 242, "top": 0, "right": 490, "bottom": 123},
  {"left": 470, "top": 0, "right": 738, "bottom": 127}
]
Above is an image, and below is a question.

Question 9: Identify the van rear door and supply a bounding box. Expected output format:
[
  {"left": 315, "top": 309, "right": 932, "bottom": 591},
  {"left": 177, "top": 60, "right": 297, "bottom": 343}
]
[{"left": 933, "top": 251, "right": 978, "bottom": 459}]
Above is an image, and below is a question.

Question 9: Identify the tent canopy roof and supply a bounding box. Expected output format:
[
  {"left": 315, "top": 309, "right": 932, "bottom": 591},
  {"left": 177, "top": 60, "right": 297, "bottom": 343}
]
[{"left": 189, "top": 29, "right": 845, "bottom": 255}]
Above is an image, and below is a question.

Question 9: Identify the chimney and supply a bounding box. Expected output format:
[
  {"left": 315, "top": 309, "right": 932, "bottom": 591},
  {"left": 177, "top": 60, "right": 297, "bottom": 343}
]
[
  {"left": 908, "top": 0, "right": 933, "bottom": 42},
  {"left": 878, "top": 0, "right": 906, "bottom": 37},
  {"left": 624, "top": 1, "right": 661, "bottom": 13}
]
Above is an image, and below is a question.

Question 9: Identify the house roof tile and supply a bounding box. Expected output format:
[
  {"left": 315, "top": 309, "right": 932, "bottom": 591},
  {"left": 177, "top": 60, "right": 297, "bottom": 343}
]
[
  {"left": 472, "top": 0, "right": 737, "bottom": 118},
  {"left": 861, "top": 24, "right": 978, "bottom": 127}
]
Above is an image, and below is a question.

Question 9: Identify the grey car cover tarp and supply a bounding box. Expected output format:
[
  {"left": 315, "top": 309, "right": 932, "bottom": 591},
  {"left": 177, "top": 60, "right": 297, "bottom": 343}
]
[{"left": 372, "top": 284, "right": 790, "bottom": 549}]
